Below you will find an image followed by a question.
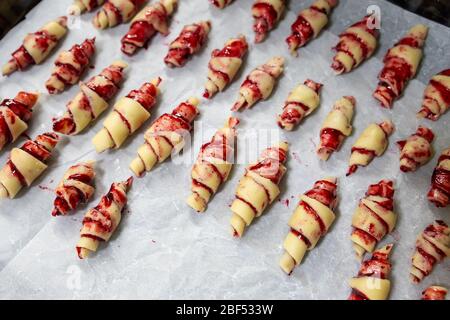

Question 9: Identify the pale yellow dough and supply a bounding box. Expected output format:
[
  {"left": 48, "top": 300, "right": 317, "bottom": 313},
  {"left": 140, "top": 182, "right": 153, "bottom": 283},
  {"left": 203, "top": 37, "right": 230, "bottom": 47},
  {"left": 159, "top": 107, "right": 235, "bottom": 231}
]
[
  {"left": 187, "top": 117, "right": 238, "bottom": 212},
  {"left": 233, "top": 56, "right": 284, "bottom": 111},
  {"left": 204, "top": 35, "right": 247, "bottom": 98},
  {"left": 57, "top": 60, "right": 128, "bottom": 135},
  {"left": 349, "top": 244, "right": 393, "bottom": 300},
  {"left": 92, "top": 78, "right": 160, "bottom": 153},
  {"left": 317, "top": 96, "right": 355, "bottom": 160},
  {"left": 129, "top": 97, "right": 200, "bottom": 177},
  {"left": 93, "top": 0, "right": 143, "bottom": 29},
  {"left": 230, "top": 142, "right": 288, "bottom": 237},
  {"left": 76, "top": 178, "right": 131, "bottom": 259},
  {"left": 279, "top": 177, "right": 337, "bottom": 274},
  {"left": 349, "top": 121, "right": 394, "bottom": 168}
]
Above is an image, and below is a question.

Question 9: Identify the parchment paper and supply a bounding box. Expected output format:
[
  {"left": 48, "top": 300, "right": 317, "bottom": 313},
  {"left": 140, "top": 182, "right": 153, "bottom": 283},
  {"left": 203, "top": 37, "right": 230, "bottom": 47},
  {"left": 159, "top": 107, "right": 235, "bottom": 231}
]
[{"left": 0, "top": 0, "right": 449, "bottom": 299}]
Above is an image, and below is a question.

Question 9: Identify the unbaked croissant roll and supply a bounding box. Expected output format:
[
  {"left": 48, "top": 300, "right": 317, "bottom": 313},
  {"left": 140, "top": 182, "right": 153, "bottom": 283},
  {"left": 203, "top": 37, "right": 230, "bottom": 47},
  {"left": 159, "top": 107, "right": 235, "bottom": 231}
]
[
  {"left": 277, "top": 79, "right": 322, "bottom": 131},
  {"left": 0, "top": 132, "right": 59, "bottom": 199},
  {"left": 286, "top": 0, "right": 338, "bottom": 56},
  {"left": 92, "top": 78, "right": 161, "bottom": 153},
  {"left": 203, "top": 35, "right": 248, "bottom": 99},
  {"left": 280, "top": 177, "right": 338, "bottom": 275},
  {"left": 0, "top": 91, "right": 39, "bottom": 152},
  {"left": 164, "top": 21, "right": 211, "bottom": 68},
  {"left": 230, "top": 142, "right": 288, "bottom": 237},
  {"left": 53, "top": 60, "right": 128, "bottom": 135},
  {"left": 121, "top": 0, "right": 177, "bottom": 55},
  {"left": 374, "top": 24, "right": 428, "bottom": 108},
  {"left": 2, "top": 17, "right": 68, "bottom": 76},
  {"left": 347, "top": 120, "right": 394, "bottom": 176},
  {"left": 52, "top": 161, "right": 96, "bottom": 216},
  {"left": 331, "top": 15, "right": 379, "bottom": 74},
  {"left": 76, "top": 177, "right": 133, "bottom": 259},
  {"left": 317, "top": 96, "right": 355, "bottom": 160},
  {"left": 70, "top": 0, "right": 105, "bottom": 14},
  {"left": 422, "top": 286, "right": 447, "bottom": 300},
  {"left": 350, "top": 180, "right": 396, "bottom": 260},
  {"left": 252, "top": 0, "right": 285, "bottom": 43},
  {"left": 397, "top": 126, "right": 434, "bottom": 173},
  {"left": 417, "top": 69, "right": 450, "bottom": 121},
  {"left": 187, "top": 117, "right": 239, "bottom": 212},
  {"left": 46, "top": 38, "right": 96, "bottom": 94},
  {"left": 130, "top": 97, "right": 200, "bottom": 177},
  {"left": 93, "top": 0, "right": 146, "bottom": 29},
  {"left": 348, "top": 244, "right": 393, "bottom": 300},
  {"left": 232, "top": 56, "right": 284, "bottom": 111},
  {"left": 427, "top": 147, "right": 450, "bottom": 208},
  {"left": 410, "top": 220, "right": 449, "bottom": 283},
  {"left": 210, "top": 0, "right": 233, "bottom": 8}
]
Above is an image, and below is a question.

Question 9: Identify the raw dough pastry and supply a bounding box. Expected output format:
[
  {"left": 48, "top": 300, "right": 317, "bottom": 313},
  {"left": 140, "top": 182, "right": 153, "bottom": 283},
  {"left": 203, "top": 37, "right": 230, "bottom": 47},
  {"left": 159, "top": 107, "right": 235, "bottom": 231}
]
[
  {"left": 374, "top": 24, "right": 428, "bottom": 108},
  {"left": 417, "top": 69, "right": 450, "bottom": 121},
  {"left": 46, "top": 38, "right": 96, "bottom": 94},
  {"left": 203, "top": 35, "right": 248, "bottom": 99},
  {"left": 317, "top": 96, "right": 355, "bottom": 160},
  {"left": 252, "top": 0, "right": 285, "bottom": 43},
  {"left": 410, "top": 220, "right": 449, "bottom": 283},
  {"left": 277, "top": 79, "right": 322, "bottom": 131},
  {"left": 0, "top": 132, "right": 59, "bottom": 199},
  {"left": 52, "top": 60, "right": 128, "bottom": 135},
  {"left": 286, "top": 0, "right": 338, "bottom": 56},
  {"left": 76, "top": 177, "right": 133, "bottom": 259},
  {"left": 232, "top": 56, "right": 284, "bottom": 111},
  {"left": 230, "top": 142, "right": 288, "bottom": 237},
  {"left": 331, "top": 14, "right": 379, "bottom": 74},
  {"left": 350, "top": 180, "right": 396, "bottom": 260},
  {"left": 210, "top": 0, "right": 233, "bottom": 8},
  {"left": 164, "top": 21, "right": 211, "bottom": 68},
  {"left": 2, "top": 17, "right": 68, "bottom": 76},
  {"left": 422, "top": 286, "right": 447, "bottom": 300},
  {"left": 130, "top": 97, "right": 200, "bottom": 176},
  {"left": 348, "top": 244, "right": 393, "bottom": 300},
  {"left": 0, "top": 91, "right": 39, "bottom": 152},
  {"left": 52, "top": 161, "right": 96, "bottom": 216},
  {"left": 70, "top": 0, "right": 105, "bottom": 14},
  {"left": 347, "top": 120, "right": 394, "bottom": 176},
  {"left": 121, "top": 0, "right": 177, "bottom": 55},
  {"left": 280, "top": 177, "right": 338, "bottom": 275},
  {"left": 93, "top": 0, "right": 146, "bottom": 29},
  {"left": 427, "top": 147, "right": 450, "bottom": 208},
  {"left": 187, "top": 117, "right": 239, "bottom": 212},
  {"left": 92, "top": 78, "right": 161, "bottom": 153},
  {"left": 397, "top": 126, "right": 434, "bottom": 172}
]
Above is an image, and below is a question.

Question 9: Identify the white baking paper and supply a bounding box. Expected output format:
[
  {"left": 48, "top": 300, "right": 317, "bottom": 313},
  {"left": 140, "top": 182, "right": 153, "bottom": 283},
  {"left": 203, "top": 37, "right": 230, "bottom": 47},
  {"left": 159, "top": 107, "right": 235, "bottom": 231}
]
[{"left": 0, "top": 0, "right": 448, "bottom": 299}]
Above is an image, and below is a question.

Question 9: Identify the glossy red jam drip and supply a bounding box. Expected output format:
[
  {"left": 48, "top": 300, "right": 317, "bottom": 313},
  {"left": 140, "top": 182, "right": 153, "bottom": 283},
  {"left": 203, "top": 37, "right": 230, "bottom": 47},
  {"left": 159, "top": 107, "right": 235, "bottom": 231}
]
[
  {"left": 11, "top": 46, "right": 35, "bottom": 70},
  {"left": 126, "top": 80, "right": 160, "bottom": 110},
  {"left": 428, "top": 153, "right": 450, "bottom": 207},
  {"left": 253, "top": 3, "right": 278, "bottom": 42},
  {"left": 164, "top": 22, "right": 210, "bottom": 67},
  {"left": 319, "top": 128, "right": 342, "bottom": 150},
  {"left": 212, "top": 39, "right": 248, "bottom": 58},
  {"left": 287, "top": 16, "right": 314, "bottom": 49},
  {"left": 121, "top": 3, "right": 167, "bottom": 55},
  {"left": 31, "top": 30, "right": 57, "bottom": 53},
  {"left": 422, "top": 287, "right": 447, "bottom": 300}
]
